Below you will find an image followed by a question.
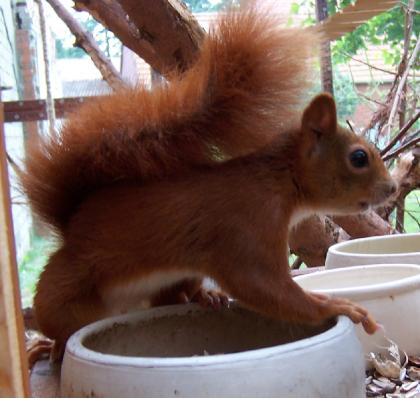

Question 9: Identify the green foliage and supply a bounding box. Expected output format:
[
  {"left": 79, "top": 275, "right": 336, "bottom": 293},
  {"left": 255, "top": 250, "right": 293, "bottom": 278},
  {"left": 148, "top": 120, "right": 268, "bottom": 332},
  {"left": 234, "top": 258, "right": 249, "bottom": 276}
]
[
  {"left": 290, "top": 0, "right": 420, "bottom": 66},
  {"left": 333, "top": 1, "right": 420, "bottom": 66},
  {"left": 55, "top": 38, "right": 86, "bottom": 59},
  {"left": 404, "top": 190, "right": 420, "bottom": 233},
  {"left": 18, "top": 235, "right": 54, "bottom": 307},
  {"left": 184, "top": 0, "right": 223, "bottom": 12},
  {"left": 84, "top": 18, "right": 121, "bottom": 59},
  {"left": 184, "top": 0, "right": 238, "bottom": 12}
]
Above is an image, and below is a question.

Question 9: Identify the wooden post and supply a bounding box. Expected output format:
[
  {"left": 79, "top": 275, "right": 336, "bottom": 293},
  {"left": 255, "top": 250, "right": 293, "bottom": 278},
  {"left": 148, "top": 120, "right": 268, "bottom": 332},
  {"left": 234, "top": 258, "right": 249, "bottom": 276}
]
[
  {"left": 0, "top": 102, "right": 30, "bottom": 398},
  {"left": 316, "top": 0, "right": 334, "bottom": 94}
]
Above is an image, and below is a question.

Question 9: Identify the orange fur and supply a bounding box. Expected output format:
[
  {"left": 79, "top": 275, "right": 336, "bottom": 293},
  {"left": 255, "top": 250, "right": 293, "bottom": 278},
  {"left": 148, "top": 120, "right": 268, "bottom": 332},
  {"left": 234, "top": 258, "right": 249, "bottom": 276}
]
[
  {"left": 21, "top": 9, "right": 396, "bottom": 356},
  {"left": 21, "top": 10, "right": 317, "bottom": 232}
]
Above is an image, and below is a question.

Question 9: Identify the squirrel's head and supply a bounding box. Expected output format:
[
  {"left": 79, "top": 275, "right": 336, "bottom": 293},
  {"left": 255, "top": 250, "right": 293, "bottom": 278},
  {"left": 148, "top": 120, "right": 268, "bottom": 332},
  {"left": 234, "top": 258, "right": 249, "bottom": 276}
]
[{"left": 295, "top": 93, "right": 397, "bottom": 214}]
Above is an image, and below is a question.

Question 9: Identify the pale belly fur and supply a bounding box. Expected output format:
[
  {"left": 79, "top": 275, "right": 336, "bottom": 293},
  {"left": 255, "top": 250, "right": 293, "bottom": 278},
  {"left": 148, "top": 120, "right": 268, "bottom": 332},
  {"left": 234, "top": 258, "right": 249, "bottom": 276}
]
[{"left": 100, "top": 270, "right": 203, "bottom": 315}]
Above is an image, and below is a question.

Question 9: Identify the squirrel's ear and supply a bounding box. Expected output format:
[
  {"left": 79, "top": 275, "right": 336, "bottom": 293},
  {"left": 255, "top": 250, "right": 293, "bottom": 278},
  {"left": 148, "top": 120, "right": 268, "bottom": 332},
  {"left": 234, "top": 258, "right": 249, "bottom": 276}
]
[{"left": 301, "top": 93, "right": 337, "bottom": 137}]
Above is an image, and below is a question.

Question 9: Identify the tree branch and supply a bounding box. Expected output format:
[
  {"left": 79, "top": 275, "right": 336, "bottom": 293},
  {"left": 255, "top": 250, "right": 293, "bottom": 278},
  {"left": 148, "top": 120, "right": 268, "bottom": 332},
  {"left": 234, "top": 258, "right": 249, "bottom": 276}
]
[
  {"left": 406, "top": 208, "right": 420, "bottom": 230},
  {"left": 73, "top": 0, "right": 161, "bottom": 75},
  {"left": 386, "top": 35, "right": 420, "bottom": 137},
  {"left": 115, "top": 0, "right": 205, "bottom": 74},
  {"left": 289, "top": 216, "right": 349, "bottom": 267},
  {"left": 45, "top": 0, "right": 127, "bottom": 91},
  {"left": 289, "top": 211, "right": 393, "bottom": 267},
  {"left": 382, "top": 132, "right": 420, "bottom": 162},
  {"left": 362, "top": 42, "right": 412, "bottom": 137},
  {"left": 377, "top": 149, "right": 420, "bottom": 221},
  {"left": 339, "top": 50, "right": 399, "bottom": 76},
  {"left": 381, "top": 110, "right": 420, "bottom": 156},
  {"left": 355, "top": 90, "right": 386, "bottom": 107},
  {"left": 291, "top": 256, "right": 303, "bottom": 270},
  {"left": 332, "top": 211, "right": 393, "bottom": 239}
]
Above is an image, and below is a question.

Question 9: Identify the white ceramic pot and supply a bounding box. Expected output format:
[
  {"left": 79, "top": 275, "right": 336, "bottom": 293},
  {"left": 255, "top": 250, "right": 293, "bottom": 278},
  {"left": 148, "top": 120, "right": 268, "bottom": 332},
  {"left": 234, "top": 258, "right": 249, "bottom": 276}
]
[
  {"left": 61, "top": 304, "right": 365, "bottom": 398},
  {"left": 325, "top": 232, "right": 420, "bottom": 270},
  {"left": 295, "top": 264, "right": 420, "bottom": 356}
]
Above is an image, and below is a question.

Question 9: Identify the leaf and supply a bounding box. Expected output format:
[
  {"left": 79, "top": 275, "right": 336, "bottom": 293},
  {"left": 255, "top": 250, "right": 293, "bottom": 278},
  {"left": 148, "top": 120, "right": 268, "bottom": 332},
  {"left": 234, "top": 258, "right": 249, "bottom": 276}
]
[{"left": 290, "top": 2, "right": 300, "bottom": 14}]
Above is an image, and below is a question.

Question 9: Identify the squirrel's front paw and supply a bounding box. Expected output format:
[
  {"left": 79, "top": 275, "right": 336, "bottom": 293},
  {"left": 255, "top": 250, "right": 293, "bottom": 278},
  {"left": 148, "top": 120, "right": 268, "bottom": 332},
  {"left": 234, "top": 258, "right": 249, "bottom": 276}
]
[
  {"left": 191, "top": 288, "right": 230, "bottom": 310},
  {"left": 308, "top": 292, "right": 378, "bottom": 334}
]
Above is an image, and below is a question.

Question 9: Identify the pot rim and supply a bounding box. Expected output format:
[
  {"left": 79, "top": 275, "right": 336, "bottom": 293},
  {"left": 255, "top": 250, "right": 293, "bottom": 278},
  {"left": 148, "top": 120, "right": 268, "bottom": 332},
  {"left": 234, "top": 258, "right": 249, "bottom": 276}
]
[
  {"left": 327, "top": 233, "right": 420, "bottom": 258},
  {"left": 295, "top": 263, "right": 420, "bottom": 300},
  {"left": 65, "top": 305, "right": 353, "bottom": 369}
]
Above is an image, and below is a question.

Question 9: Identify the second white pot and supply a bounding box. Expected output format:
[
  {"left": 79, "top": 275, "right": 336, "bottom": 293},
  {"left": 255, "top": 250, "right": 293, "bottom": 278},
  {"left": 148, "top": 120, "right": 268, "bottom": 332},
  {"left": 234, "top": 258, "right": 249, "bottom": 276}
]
[
  {"left": 296, "top": 263, "right": 420, "bottom": 355},
  {"left": 325, "top": 233, "right": 420, "bottom": 270}
]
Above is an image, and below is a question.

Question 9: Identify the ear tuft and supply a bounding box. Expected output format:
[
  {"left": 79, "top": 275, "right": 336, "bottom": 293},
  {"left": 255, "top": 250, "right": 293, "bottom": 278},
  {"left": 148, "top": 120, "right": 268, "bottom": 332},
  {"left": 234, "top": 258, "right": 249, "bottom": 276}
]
[{"left": 302, "top": 93, "right": 337, "bottom": 136}]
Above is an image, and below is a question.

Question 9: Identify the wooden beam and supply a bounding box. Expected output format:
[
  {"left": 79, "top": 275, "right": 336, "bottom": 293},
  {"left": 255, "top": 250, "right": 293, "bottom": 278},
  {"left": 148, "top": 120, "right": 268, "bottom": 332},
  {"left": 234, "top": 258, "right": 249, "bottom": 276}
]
[
  {"left": 3, "top": 97, "right": 103, "bottom": 123},
  {"left": 321, "top": 0, "right": 398, "bottom": 41},
  {"left": 0, "top": 102, "right": 30, "bottom": 397}
]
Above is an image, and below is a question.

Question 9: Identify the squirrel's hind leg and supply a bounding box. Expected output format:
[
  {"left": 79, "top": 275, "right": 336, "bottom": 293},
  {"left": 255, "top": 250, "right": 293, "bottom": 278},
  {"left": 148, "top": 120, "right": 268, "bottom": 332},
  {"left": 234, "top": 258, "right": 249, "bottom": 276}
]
[{"left": 33, "top": 247, "right": 108, "bottom": 362}]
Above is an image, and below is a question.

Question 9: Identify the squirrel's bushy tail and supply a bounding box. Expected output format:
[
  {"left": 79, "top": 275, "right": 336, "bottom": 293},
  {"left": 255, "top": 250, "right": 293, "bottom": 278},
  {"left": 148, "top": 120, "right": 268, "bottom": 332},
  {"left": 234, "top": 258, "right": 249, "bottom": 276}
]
[{"left": 21, "top": 8, "right": 319, "bottom": 233}]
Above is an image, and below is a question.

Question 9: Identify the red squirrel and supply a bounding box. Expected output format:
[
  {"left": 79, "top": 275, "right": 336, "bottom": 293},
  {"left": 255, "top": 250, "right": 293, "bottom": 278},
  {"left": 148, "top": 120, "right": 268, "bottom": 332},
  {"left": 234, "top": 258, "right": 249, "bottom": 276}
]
[{"left": 21, "top": 9, "right": 396, "bottom": 358}]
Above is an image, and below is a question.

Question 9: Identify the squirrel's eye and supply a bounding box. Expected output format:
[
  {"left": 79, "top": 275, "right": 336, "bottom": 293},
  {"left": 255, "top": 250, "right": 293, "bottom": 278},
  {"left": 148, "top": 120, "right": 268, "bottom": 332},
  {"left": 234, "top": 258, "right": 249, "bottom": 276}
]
[{"left": 349, "top": 149, "right": 369, "bottom": 168}]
